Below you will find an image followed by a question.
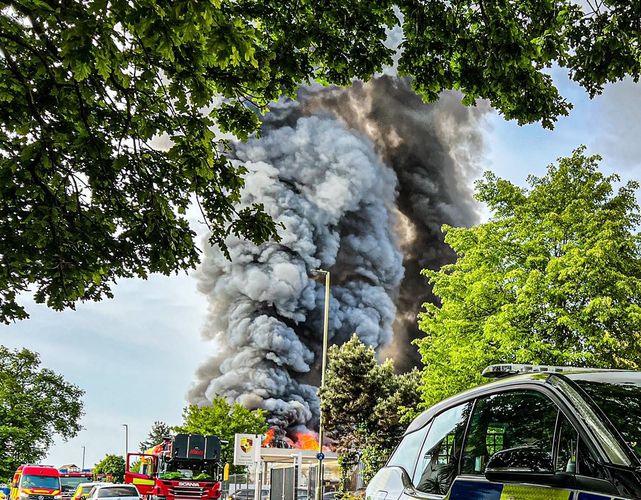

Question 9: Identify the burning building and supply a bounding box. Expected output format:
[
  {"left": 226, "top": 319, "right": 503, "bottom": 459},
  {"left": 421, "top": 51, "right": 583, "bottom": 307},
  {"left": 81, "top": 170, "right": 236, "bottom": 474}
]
[{"left": 188, "top": 76, "right": 486, "bottom": 442}]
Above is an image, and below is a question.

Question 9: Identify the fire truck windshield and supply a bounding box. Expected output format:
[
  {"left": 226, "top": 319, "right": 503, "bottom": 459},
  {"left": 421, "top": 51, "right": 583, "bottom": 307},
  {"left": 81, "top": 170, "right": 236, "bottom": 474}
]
[
  {"left": 21, "top": 476, "right": 60, "bottom": 489},
  {"left": 158, "top": 465, "right": 215, "bottom": 481},
  {"left": 60, "top": 477, "right": 90, "bottom": 491}
]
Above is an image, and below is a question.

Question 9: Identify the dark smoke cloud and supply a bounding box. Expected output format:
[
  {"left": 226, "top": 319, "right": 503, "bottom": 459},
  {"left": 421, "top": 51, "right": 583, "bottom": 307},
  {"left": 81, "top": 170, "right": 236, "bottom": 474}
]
[{"left": 188, "top": 76, "right": 486, "bottom": 430}]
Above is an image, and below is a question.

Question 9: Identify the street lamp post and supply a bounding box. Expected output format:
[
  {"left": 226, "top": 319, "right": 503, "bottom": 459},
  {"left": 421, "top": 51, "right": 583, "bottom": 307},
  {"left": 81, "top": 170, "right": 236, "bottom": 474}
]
[
  {"left": 81, "top": 446, "right": 86, "bottom": 470},
  {"left": 313, "top": 269, "right": 330, "bottom": 500},
  {"left": 122, "top": 424, "right": 129, "bottom": 457}
]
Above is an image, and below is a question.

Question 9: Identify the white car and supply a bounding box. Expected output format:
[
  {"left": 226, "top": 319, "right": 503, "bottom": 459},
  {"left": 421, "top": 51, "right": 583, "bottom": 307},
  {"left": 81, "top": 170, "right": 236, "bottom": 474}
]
[{"left": 85, "top": 485, "right": 140, "bottom": 500}]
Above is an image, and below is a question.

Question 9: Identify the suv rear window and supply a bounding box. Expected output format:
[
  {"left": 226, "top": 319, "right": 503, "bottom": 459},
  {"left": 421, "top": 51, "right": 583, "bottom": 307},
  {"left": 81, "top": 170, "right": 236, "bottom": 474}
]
[{"left": 97, "top": 487, "right": 138, "bottom": 498}]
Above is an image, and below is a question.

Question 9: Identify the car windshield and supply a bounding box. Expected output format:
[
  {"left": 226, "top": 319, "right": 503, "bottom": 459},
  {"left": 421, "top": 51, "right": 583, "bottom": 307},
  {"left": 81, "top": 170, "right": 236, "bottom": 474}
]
[
  {"left": 97, "top": 487, "right": 138, "bottom": 498},
  {"left": 571, "top": 372, "right": 641, "bottom": 459},
  {"left": 61, "top": 478, "right": 89, "bottom": 491},
  {"left": 21, "top": 476, "right": 60, "bottom": 489}
]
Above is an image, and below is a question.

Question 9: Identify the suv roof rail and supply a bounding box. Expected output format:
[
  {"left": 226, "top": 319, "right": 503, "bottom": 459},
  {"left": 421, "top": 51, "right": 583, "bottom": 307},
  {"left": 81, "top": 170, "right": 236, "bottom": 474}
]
[{"left": 481, "top": 363, "right": 618, "bottom": 379}]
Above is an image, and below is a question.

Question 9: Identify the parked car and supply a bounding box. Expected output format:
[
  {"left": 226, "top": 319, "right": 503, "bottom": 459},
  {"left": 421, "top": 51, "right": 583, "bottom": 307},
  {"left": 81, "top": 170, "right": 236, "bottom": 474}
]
[
  {"left": 229, "top": 489, "right": 269, "bottom": 500},
  {"left": 367, "top": 363, "right": 641, "bottom": 500},
  {"left": 85, "top": 485, "right": 140, "bottom": 500},
  {"left": 71, "top": 483, "right": 106, "bottom": 500}
]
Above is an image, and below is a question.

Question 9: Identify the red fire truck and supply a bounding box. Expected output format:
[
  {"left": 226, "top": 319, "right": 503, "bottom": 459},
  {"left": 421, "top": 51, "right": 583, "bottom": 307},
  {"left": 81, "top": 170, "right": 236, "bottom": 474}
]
[
  {"left": 125, "top": 434, "right": 222, "bottom": 500},
  {"left": 58, "top": 468, "right": 93, "bottom": 500}
]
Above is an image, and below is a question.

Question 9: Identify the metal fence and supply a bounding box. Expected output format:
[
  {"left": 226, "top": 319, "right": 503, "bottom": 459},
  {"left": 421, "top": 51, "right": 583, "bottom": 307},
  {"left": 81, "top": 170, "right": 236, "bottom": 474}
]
[
  {"left": 221, "top": 473, "right": 251, "bottom": 499},
  {"left": 269, "top": 467, "right": 295, "bottom": 500}
]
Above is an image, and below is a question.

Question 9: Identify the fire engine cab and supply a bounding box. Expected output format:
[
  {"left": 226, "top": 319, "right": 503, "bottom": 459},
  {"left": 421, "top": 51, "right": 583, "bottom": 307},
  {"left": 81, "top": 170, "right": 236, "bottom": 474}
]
[
  {"left": 125, "top": 434, "right": 222, "bottom": 500},
  {"left": 58, "top": 468, "right": 93, "bottom": 500}
]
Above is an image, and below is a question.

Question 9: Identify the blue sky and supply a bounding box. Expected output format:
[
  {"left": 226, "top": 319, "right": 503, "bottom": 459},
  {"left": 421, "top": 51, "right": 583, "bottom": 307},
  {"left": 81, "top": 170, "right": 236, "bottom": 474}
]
[{"left": 1, "top": 71, "right": 640, "bottom": 469}]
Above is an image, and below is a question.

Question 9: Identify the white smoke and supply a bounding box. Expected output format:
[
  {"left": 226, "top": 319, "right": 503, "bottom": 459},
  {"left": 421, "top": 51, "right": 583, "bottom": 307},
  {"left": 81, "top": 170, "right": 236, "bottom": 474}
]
[{"left": 189, "top": 77, "right": 487, "bottom": 431}]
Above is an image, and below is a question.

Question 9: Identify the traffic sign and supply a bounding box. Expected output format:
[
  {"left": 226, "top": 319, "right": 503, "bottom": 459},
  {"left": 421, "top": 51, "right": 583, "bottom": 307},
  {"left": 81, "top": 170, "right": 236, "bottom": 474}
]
[{"left": 316, "top": 452, "right": 325, "bottom": 461}]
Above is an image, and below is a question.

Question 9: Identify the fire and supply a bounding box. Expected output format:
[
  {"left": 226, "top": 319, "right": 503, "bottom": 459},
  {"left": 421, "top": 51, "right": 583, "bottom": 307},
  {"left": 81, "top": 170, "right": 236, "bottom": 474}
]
[
  {"left": 263, "top": 427, "right": 277, "bottom": 446},
  {"left": 263, "top": 427, "right": 332, "bottom": 451},
  {"left": 291, "top": 430, "right": 320, "bottom": 450}
]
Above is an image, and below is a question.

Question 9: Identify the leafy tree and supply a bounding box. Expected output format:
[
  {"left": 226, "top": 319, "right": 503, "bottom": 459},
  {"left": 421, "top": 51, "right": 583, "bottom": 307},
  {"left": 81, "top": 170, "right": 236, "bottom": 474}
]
[
  {"left": 139, "top": 421, "right": 172, "bottom": 452},
  {"left": 4, "top": 1, "right": 641, "bottom": 323},
  {"left": 174, "top": 397, "right": 268, "bottom": 468},
  {"left": 0, "top": 346, "right": 84, "bottom": 481},
  {"left": 0, "top": 0, "right": 395, "bottom": 324},
  {"left": 417, "top": 147, "right": 641, "bottom": 407},
  {"left": 319, "top": 335, "right": 422, "bottom": 485},
  {"left": 94, "top": 454, "right": 125, "bottom": 483}
]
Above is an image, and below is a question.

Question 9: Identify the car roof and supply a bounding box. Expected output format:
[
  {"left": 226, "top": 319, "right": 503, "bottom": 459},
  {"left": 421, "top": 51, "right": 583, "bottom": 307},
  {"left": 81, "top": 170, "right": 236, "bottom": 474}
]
[
  {"left": 21, "top": 466, "right": 60, "bottom": 477},
  {"left": 563, "top": 370, "right": 641, "bottom": 384},
  {"left": 94, "top": 485, "right": 135, "bottom": 488},
  {"left": 404, "top": 369, "right": 638, "bottom": 434}
]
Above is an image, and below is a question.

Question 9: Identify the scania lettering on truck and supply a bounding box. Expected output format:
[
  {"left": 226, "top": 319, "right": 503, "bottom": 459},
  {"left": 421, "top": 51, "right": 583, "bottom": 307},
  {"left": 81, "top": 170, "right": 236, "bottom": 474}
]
[
  {"left": 10, "top": 465, "right": 62, "bottom": 500},
  {"left": 125, "top": 434, "right": 222, "bottom": 500}
]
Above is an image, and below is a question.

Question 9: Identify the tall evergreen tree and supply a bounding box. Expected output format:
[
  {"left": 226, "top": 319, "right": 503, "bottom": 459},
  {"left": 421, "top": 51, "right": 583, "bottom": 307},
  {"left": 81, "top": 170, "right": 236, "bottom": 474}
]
[
  {"left": 320, "top": 335, "right": 421, "bottom": 484},
  {"left": 139, "top": 421, "right": 172, "bottom": 452}
]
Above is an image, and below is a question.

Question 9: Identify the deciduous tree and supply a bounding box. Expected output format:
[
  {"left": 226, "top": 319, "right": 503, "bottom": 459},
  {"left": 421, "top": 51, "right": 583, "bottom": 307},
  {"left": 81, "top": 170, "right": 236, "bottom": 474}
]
[
  {"left": 0, "top": 346, "right": 84, "bottom": 481},
  {"left": 175, "top": 397, "right": 267, "bottom": 468},
  {"left": 93, "top": 454, "right": 125, "bottom": 483},
  {"left": 418, "top": 147, "right": 641, "bottom": 407},
  {"left": 0, "top": 0, "right": 395, "bottom": 323},
  {"left": 4, "top": 1, "right": 641, "bottom": 322}
]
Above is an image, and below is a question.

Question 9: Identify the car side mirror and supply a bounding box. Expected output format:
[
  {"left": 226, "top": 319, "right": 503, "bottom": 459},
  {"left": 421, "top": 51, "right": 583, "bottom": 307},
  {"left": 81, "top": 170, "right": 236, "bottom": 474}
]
[{"left": 485, "top": 446, "right": 554, "bottom": 483}]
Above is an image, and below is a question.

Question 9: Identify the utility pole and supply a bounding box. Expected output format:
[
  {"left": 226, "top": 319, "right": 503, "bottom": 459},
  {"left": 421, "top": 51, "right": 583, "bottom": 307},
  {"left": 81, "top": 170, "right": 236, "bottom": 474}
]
[
  {"left": 82, "top": 446, "right": 86, "bottom": 470},
  {"left": 122, "top": 424, "right": 129, "bottom": 457},
  {"left": 312, "top": 269, "right": 330, "bottom": 500}
]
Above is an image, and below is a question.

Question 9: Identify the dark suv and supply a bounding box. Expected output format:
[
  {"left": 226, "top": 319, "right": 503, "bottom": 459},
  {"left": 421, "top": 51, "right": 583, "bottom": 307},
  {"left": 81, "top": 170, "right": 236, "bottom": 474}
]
[{"left": 366, "top": 364, "right": 641, "bottom": 500}]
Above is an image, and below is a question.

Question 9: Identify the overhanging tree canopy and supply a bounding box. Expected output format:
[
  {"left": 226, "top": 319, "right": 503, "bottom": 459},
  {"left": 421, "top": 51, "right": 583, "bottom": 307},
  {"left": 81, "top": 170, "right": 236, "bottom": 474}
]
[
  {"left": 417, "top": 147, "right": 641, "bottom": 407},
  {"left": 2, "top": 0, "right": 640, "bottom": 322},
  {"left": 0, "top": 0, "right": 396, "bottom": 323}
]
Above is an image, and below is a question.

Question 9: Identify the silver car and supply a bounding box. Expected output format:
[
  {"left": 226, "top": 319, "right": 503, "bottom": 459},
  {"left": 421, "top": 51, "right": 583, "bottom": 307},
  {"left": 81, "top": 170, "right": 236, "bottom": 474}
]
[{"left": 85, "top": 485, "right": 140, "bottom": 500}]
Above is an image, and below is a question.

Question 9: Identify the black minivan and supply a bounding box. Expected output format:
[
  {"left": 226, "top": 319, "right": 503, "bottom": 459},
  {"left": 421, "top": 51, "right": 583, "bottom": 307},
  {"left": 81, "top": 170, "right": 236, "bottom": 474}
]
[{"left": 366, "top": 364, "right": 641, "bottom": 500}]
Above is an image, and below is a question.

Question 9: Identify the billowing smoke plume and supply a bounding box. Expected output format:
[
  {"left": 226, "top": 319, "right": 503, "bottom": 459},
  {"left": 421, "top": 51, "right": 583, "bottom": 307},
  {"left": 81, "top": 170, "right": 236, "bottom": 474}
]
[{"left": 189, "top": 76, "right": 486, "bottom": 432}]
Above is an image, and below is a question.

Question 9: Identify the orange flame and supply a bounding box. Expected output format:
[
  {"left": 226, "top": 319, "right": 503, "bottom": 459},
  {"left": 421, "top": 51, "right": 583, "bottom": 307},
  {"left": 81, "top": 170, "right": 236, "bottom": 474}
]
[
  {"left": 291, "top": 431, "right": 320, "bottom": 450},
  {"left": 263, "top": 427, "right": 277, "bottom": 447}
]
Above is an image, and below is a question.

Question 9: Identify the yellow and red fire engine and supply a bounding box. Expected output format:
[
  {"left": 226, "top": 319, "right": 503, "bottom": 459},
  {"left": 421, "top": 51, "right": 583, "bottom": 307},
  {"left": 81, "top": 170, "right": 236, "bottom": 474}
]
[{"left": 10, "top": 465, "right": 62, "bottom": 500}]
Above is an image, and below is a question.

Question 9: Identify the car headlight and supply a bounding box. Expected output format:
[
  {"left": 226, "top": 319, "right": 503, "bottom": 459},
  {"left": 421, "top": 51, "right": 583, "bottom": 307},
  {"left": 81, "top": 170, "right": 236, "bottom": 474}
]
[{"left": 54, "top": 496, "right": 63, "bottom": 499}]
